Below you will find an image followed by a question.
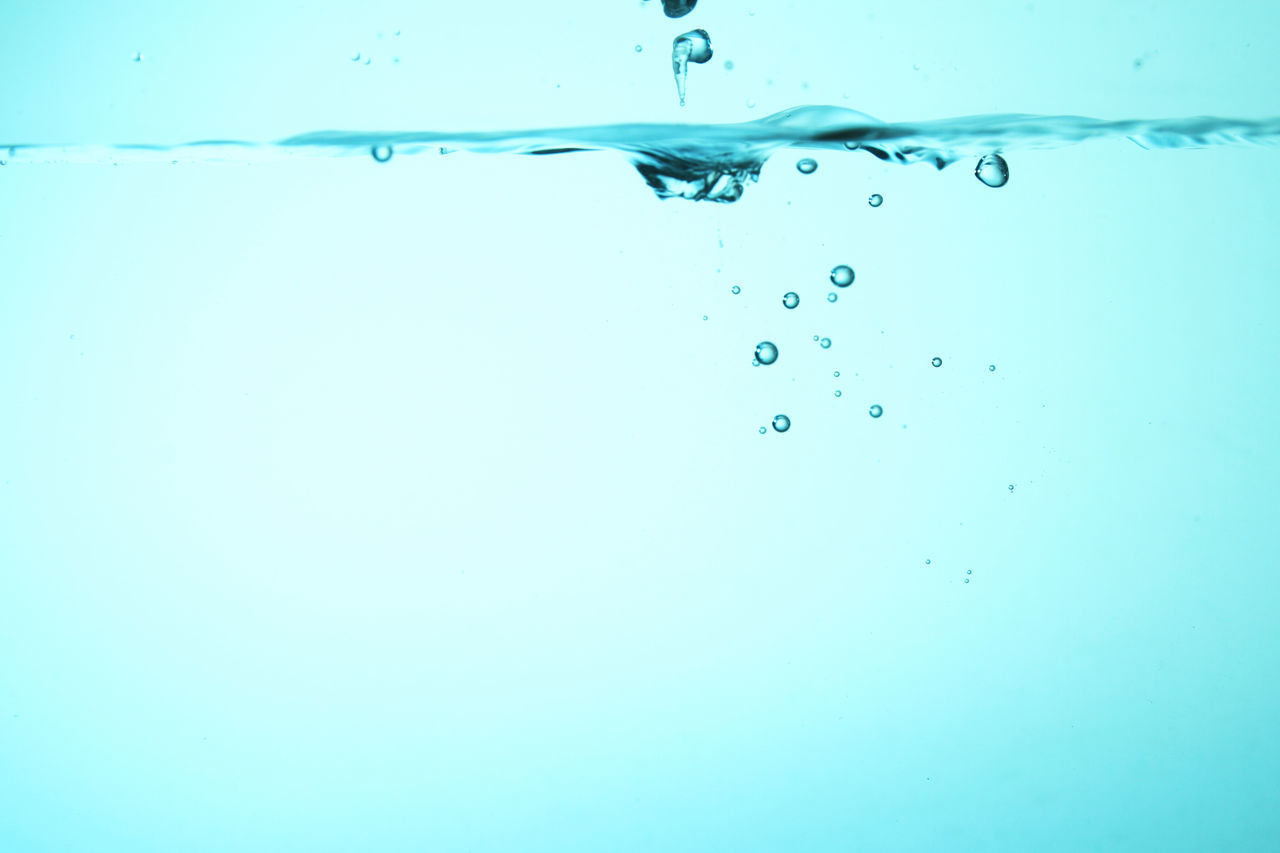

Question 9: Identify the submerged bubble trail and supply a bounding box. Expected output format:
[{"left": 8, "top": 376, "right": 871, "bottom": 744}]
[
  {"left": 975, "top": 153, "right": 1010, "bottom": 187},
  {"left": 796, "top": 158, "right": 818, "bottom": 174},
  {"left": 371, "top": 144, "right": 393, "bottom": 162},
  {"left": 672, "top": 29, "right": 713, "bottom": 107}
]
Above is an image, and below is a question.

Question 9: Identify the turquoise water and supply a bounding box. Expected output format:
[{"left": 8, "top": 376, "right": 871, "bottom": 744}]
[{"left": 3, "top": 1, "right": 1280, "bottom": 850}]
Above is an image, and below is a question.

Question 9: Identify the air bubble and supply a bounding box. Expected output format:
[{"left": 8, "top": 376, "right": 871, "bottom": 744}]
[
  {"left": 1008, "top": 484, "right": 1015, "bottom": 492},
  {"left": 755, "top": 341, "right": 779, "bottom": 365},
  {"left": 834, "top": 390, "right": 842, "bottom": 398},
  {"left": 827, "top": 292, "right": 837, "bottom": 303},
  {"left": 371, "top": 145, "right": 394, "bottom": 163},
  {"left": 796, "top": 158, "right": 818, "bottom": 174},
  {"left": 964, "top": 578, "right": 970, "bottom": 584},
  {"left": 868, "top": 404, "right": 883, "bottom": 418},
  {"left": 133, "top": 51, "right": 144, "bottom": 62},
  {"left": 966, "top": 569, "right": 972, "bottom": 575},
  {"left": 661, "top": 0, "right": 698, "bottom": 17},
  {"left": 772, "top": 414, "right": 791, "bottom": 433},
  {"left": 819, "top": 337, "right": 831, "bottom": 349},
  {"left": 932, "top": 357, "right": 942, "bottom": 367},
  {"left": 672, "top": 29, "right": 713, "bottom": 106},
  {"left": 782, "top": 291, "right": 800, "bottom": 309},
  {"left": 351, "top": 52, "right": 361, "bottom": 62},
  {"left": 829, "top": 265, "right": 855, "bottom": 287},
  {"left": 635, "top": 44, "right": 643, "bottom": 53},
  {"left": 975, "top": 153, "right": 1010, "bottom": 188},
  {"left": 759, "top": 426, "right": 767, "bottom": 434},
  {"left": 868, "top": 193, "right": 884, "bottom": 207},
  {"left": 988, "top": 364, "right": 996, "bottom": 372},
  {"left": 925, "top": 558, "right": 932, "bottom": 565},
  {"left": 731, "top": 285, "right": 741, "bottom": 294},
  {"left": 833, "top": 370, "right": 840, "bottom": 378}
]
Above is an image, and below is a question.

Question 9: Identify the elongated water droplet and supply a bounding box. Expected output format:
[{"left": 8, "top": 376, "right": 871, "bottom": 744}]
[
  {"left": 755, "top": 341, "right": 779, "bottom": 365},
  {"left": 868, "top": 404, "right": 883, "bottom": 418},
  {"left": 371, "top": 145, "right": 393, "bottom": 163},
  {"left": 796, "top": 158, "right": 818, "bottom": 174},
  {"left": 975, "top": 153, "right": 1009, "bottom": 188},
  {"left": 931, "top": 356, "right": 942, "bottom": 367},
  {"left": 662, "top": 0, "right": 698, "bottom": 17},
  {"left": 672, "top": 29, "right": 713, "bottom": 106},
  {"left": 868, "top": 193, "right": 883, "bottom": 207},
  {"left": 819, "top": 337, "right": 831, "bottom": 349},
  {"left": 782, "top": 292, "right": 800, "bottom": 309},
  {"left": 830, "top": 265, "right": 855, "bottom": 287},
  {"left": 772, "top": 414, "right": 791, "bottom": 433}
]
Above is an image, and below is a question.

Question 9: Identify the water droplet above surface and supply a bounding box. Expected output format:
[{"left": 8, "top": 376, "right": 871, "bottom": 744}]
[
  {"left": 975, "top": 153, "right": 1010, "bottom": 187},
  {"left": 731, "top": 284, "right": 741, "bottom": 294},
  {"left": 371, "top": 145, "right": 393, "bottom": 162},
  {"left": 966, "top": 569, "right": 973, "bottom": 575},
  {"left": 869, "top": 404, "right": 884, "bottom": 418},
  {"left": 782, "top": 291, "right": 800, "bottom": 309},
  {"left": 932, "top": 356, "right": 942, "bottom": 367},
  {"left": 827, "top": 292, "right": 837, "bottom": 303},
  {"left": 819, "top": 337, "right": 831, "bottom": 349},
  {"left": 830, "top": 265, "right": 855, "bottom": 287},
  {"left": 868, "top": 193, "right": 884, "bottom": 207},
  {"left": 925, "top": 558, "right": 932, "bottom": 565},
  {"left": 351, "top": 52, "right": 361, "bottom": 62},
  {"left": 796, "top": 158, "right": 818, "bottom": 174},
  {"left": 672, "top": 29, "right": 713, "bottom": 106},
  {"left": 772, "top": 414, "right": 791, "bottom": 433},
  {"left": 755, "top": 341, "right": 779, "bottom": 365}
]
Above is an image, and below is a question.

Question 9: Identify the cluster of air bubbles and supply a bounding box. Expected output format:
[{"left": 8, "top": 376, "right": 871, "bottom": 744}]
[
  {"left": 772, "top": 414, "right": 791, "bottom": 433},
  {"left": 975, "top": 153, "right": 1010, "bottom": 188},
  {"left": 796, "top": 158, "right": 818, "bottom": 174},
  {"left": 868, "top": 193, "right": 884, "bottom": 207},
  {"left": 829, "top": 265, "right": 855, "bottom": 287},
  {"left": 827, "top": 292, "right": 838, "bottom": 303},
  {"left": 755, "top": 341, "right": 779, "bottom": 365},
  {"left": 671, "top": 29, "right": 713, "bottom": 106},
  {"left": 759, "top": 426, "right": 767, "bottom": 434},
  {"left": 371, "top": 145, "right": 394, "bottom": 163},
  {"left": 932, "top": 357, "right": 943, "bottom": 367},
  {"left": 868, "top": 404, "right": 884, "bottom": 418},
  {"left": 819, "top": 337, "right": 832, "bottom": 349},
  {"left": 782, "top": 292, "right": 800, "bottom": 309},
  {"left": 731, "top": 284, "right": 741, "bottom": 294},
  {"left": 925, "top": 558, "right": 932, "bottom": 565},
  {"left": 635, "top": 44, "right": 643, "bottom": 53}
]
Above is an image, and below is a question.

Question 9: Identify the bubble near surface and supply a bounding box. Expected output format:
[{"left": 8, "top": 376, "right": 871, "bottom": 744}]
[
  {"left": 755, "top": 341, "right": 779, "bottom": 365},
  {"left": 830, "top": 265, "right": 855, "bottom": 287},
  {"left": 772, "top": 414, "right": 792, "bottom": 433},
  {"left": 796, "top": 158, "right": 818, "bottom": 174},
  {"left": 868, "top": 193, "right": 884, "bottom": 207},
  {"left": 661, "top": 0, "right": 698, "bottom": 17},
  {"left": 371, "top": 145, "right": 394, "bottom": 162},
  {"left": 869, "top": 404, "right": 883, "bottom": 418},
  {"left": 975, "top": 153, "right": 1010, "bottom": 187},
  {"left": 782, "top": 291, "right": 800, "bottom": 309}
]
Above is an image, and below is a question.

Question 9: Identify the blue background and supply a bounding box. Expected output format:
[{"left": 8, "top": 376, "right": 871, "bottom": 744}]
[{"left": 2, "top": 1, "right": 1280, "bottom": 850}]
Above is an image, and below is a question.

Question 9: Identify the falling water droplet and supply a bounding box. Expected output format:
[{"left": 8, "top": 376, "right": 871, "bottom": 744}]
[
  {"left": 796, "top": 158, "right": 818, "bottom": 174},
  {"left": 869, "top": 404, "right": 884, "bottom": 418},
  {"left": 772, "top": 414, "right": 791, "bottom": 433},
  {"left": 371, "top": 145, "right": 394, "bottom": 163},
  {"left": 975, "top": 153, "right": 1010, "bottom": 188},
  {"left": 661, "top": 0, "right": 698, "bottom": 17},
  {"left": 925, "top": 558, "right": 932, "bottom": 565},
  {"left": 731, "top": 285, "right": 741, "bottom": 294},
  {"left": 931, "top": 357, "right": 942, "bottom": 367},
  {"left": 755, "top": 341, "right": 779, "bottom": 365},
  {"left": 819, "top": 337, "right": 832, "bottom": 349},
  {"left": 782, "top": 292, "right": 800, "bottom": 309},
  {"left": 964, "top": 577, "right": 970, "bottom": 584},
  {"left": 966, "top": 569, "right": 972, "bottom": 575},
  {"left": 827, "top": 292, "right": 837, "bottom": 303},
  {"left": 1008, "top": 484, "right": 1015, "bottom": 492},
  {"left": 868, "top": 193, "right": 884, "bottom": 207},
  {"left": 671, "top": 29, "right": 713, "bottom": 106},
  {"left": 829, "top": 265, "right": 855, "bottom": 287}
]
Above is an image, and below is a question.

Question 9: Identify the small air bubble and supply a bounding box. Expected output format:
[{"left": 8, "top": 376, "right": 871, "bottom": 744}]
[
  {"left": 819, "top": 337, "right": 831, "bottom": 349},
  {"left": 635, "top": 44, "right": 643, "bottom": 52},
  {"left": 371, "top": 145, "right": 394, "bottom": 163},
  {"left": 755, "top": 341, "right": 778, "bottom": 365},
  {"left": 759, "top": 426, "right": 767, "bottom": 434},
  {"left": 834, "top": 390, "right": 842, "bottom": 398},
  {"left": 363, "top": 57, "right": 372, "bottom": 65},
  {"left": 988, "top": 364, "right": 996, "bottom": 372},
  {"left": 868, "top": 404, "right": 883, "bottom": 418},
  {"left": 702, "top": 314, "right": 708, "bottom": 321},
  {"left": 833, "top": 370, "right": 840, "bottom": 378},
  {"left": 731, "top": 285, "right": 741, "bottom": 294},
  {"left": 868, "top": 193, "right": 883, "bottom": 207},
  {"left": 830, "top": 265, "right": 855, "bottom": 287},
  {"left": 827, "top": 292, "right": 837, "bottom": 303},
  {"left": 975, "top": 153, "right": 1010, "bottom": 188},
  {"left": 782, "top": 291, "right": 800, "bottom": 309},
  {"left": 843, "top": 140, "right": 859, "bottom": 150},
  {"left": 932, "top": 357, "right": 942, "bottom": 367},
  {"left": 796, "top": 158, "right": 818, "bottom": 174},
  {"left": 772, "top": 414, "right": 791, "bottom": 433},
  {"left": 1008, "top": 484, "right": 1015, "bottom": 492}
]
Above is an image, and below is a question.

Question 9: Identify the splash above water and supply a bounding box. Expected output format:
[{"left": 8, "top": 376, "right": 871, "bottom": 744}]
[{"left": 5, "top": 105, "right": 1280, "bottom": 203}]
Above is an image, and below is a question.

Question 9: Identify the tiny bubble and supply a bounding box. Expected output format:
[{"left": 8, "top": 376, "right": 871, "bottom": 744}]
[
  {"left": 724, "top": 60, "right": 735, "bottom": 70},
  {"left": 754, "top": 341, "right": 779, "bottom": 365},
  {"left": 827, "top": 292, "right": 837, "bottom": 303},
  {"left": 834, "top": 390, "right": 842, "bottom": 398},
  {"left": 932, "top": 357, "right": 942, "bottom": 367},
  {"left": 132, "top": 51, "right": 144, "bottom": 62},
  {"left": 351, "top": 52, "right": 361, "bottom": 62},
  {"left": 868, "top": 404, "right": 883, "bottom": 418},
  {"left": 759, "top": 426, "right": 767, "bottom": 434},
  {"left": 833, "top": 370, "right": 840, "bottom": 378},
  {"left": 966, "top": 569, "right": 972, "bottom": 575},
  {"left": 964, "top": 578, "right": 970, "bottom": 584},
  {"left": 925, "top": 558, "right": 931, "bottom": 565},
  {"left": 635, "top": 44, "right": 643, "bottom": 52},
  {"left": 1008, "top": 484, "right": 1015, "bottom": 492},
  {"left": 868, "top": 193, "right": 883, "bottom": 207},
  {"left": 731, "top": 285, "right": 741, "bottom": 294}
]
